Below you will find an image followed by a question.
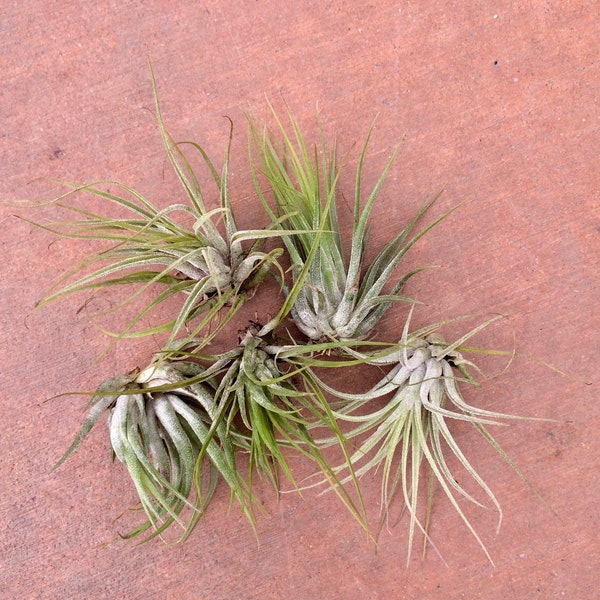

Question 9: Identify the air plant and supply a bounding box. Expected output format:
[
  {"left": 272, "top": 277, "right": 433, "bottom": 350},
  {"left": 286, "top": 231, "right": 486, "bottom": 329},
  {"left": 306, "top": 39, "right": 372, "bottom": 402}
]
[
  {"left": 183, "top": 325, "right": 370, "bottom": 531},
  {"left": 31, "top": 66, "right": 288, "bottom": 350},
  {"left": 249, "top": 108, "right": 459, "bottom": 341},
  {"left": 310, "top": 309, "right": 539, "bottom": 563},
  {"left": 54, "top": 356, "right": 255, "bottom": 542}
]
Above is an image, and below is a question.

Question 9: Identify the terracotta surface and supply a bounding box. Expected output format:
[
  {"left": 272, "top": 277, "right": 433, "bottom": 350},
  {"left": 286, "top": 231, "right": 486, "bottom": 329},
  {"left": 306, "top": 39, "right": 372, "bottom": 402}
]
[{"left": 1, "top": 2, "right": 598, "bottom": 599}]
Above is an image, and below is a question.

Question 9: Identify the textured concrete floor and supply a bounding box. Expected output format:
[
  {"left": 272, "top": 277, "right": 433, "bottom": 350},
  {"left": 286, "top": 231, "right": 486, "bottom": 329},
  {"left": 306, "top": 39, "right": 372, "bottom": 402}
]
[{"left": 1, "top": 2, "right": 599, "bottom": 598}]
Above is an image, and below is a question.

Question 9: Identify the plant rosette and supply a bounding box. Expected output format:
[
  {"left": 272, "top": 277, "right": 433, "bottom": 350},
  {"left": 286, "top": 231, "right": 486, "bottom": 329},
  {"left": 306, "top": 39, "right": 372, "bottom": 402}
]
[
  {"left": 28, "top": 65, "right": 289, "bottom": 353},
  {"left": 309, "top": 311, "right": 546, "bottom": 564},
  {"left": 250, "top": 108, "right": 460, "bottom": 341},
  {"left": 181, "top": 325, "right": 371, "bottom": 532},
  {"left": 54, "top": 357, "right": 254, "bottom": 543}
]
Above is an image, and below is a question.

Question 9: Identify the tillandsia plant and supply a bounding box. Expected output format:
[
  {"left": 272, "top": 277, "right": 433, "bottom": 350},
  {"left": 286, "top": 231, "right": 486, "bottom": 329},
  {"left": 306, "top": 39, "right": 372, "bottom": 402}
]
[
  {"left": 181, "top": 324, "right": 370, "bottom": 531},
  {"left": 30, "top": 66, "right": 288, "bottom": 351},
  {"left": 249, "top": 108, "right": 459, "bottom": 341},
  {"left": 310, "top": 309, "right": 541, "bottom": 564},
  {"left": 54, "top": 356, "right": 255, "bottom": 542}
]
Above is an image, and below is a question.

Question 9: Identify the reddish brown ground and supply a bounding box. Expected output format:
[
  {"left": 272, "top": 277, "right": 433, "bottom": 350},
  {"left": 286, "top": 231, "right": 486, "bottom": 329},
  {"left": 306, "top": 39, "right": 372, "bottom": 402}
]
[{"left": 1, "top": 2, "right": 598, "bottom": 599}]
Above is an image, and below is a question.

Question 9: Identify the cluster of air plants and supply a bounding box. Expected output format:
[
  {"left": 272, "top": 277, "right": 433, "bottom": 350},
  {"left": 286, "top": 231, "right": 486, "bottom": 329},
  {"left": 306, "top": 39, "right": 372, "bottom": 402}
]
[{"left": 35, "top": 68, "right": 546, "bottom": 562}]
